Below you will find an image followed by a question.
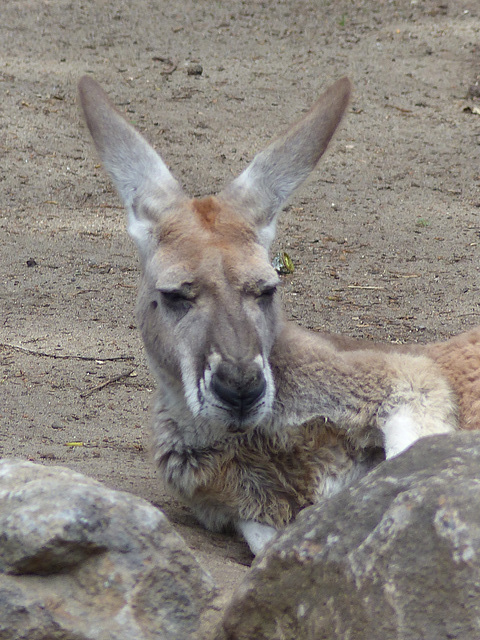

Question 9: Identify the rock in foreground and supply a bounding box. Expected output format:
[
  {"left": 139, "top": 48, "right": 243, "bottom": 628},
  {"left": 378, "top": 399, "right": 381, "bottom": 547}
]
[
  {"left": 0, "top": 459, "right": 217, "bottom": 640},
  {"left": 221, "top": 431, "right": 480, "bottom": 640}
]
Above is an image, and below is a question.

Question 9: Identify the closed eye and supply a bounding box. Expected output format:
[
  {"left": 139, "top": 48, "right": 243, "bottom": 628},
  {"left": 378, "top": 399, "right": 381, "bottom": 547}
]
[
  {"left": 256, "top": 285, "right": 277, "bottom": 304},
  {"left": 159, "top": 289, "right": 196, "bottom": 314},
  {"left": 258, "top": 285, "right": 277, "bottom": 298}
]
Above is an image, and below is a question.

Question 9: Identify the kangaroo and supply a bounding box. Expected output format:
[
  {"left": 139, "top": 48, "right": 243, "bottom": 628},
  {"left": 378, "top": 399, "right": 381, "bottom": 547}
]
[{"left": 78, "top": 76, "right": 480, "bottom": 554}]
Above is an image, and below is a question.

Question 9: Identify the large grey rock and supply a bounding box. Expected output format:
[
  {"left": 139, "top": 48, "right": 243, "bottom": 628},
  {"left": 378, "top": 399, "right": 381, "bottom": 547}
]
[
  {"left": 220, "top": 431, "right": 480, "bottom": 640},
  {"left": 0, "top": 459, "right": 217, "bottom": 640}
]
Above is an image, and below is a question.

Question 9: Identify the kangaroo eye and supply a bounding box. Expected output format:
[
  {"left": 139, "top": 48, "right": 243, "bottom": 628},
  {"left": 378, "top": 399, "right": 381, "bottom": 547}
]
[
  {"left": 160, "top": 289, "right": 195, "bottom": 313},
  {"left": 257, "top": 286, "right": 277, "bottom": 304},
  {"left": 263, "top": 286, "right": 277, "bottom": 297}
]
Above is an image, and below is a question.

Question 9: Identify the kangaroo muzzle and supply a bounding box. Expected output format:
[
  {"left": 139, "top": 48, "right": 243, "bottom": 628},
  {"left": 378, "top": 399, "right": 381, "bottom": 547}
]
[{"left": 211, "top": 359, "right": 267, "bottom": 423}]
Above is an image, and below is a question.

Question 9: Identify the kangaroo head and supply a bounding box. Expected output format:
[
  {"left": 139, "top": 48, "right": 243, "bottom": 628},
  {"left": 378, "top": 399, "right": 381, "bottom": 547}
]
[
  {"left": 134, "top": 192, "right": 281, "bottom": 434},
  {"left": 78, "top": 76, "right": 351, "bottom": 444}
]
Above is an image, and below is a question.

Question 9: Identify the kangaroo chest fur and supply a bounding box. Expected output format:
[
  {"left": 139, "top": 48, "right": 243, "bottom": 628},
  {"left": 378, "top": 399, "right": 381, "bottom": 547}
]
[{"left": 152, "top": 406, "right": 385, "bottom": 532}]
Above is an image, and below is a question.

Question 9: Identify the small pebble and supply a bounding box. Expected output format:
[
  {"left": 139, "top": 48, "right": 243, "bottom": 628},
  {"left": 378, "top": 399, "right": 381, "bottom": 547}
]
[{"left": 185, "top": 62, "right": 203, "bottom": 76}]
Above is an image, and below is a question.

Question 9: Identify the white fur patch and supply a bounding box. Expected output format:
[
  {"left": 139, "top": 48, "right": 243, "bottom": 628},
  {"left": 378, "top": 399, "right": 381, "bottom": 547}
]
[
  {"left": 257, "top": 355, "right": 275, "bottom": 421},
  {"left": 382, "top": 405, "right": 420, "bottom": 459},
  {"left": 180, "top": 353, "right": 203, "bottom": 417},
  {"left": 127, "top": 209, "right": 152, "bottom": 253},
  {"left": 238, "top": 520, "right": 277, "bottom": 555},
  {"left": 257, "top": 218, "right": 277, "bottom": 250},
  {"left": 196, "top": 351, "right": 222, "bottom": 414},
  {"left": 227, "top": 164, "right": 279, "bottom": 251}
]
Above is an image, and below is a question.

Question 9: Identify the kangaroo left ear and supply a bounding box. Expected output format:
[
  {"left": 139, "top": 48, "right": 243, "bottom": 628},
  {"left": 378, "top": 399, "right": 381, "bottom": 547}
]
[
  {"left": 78, "top": 76, "right": 187, "bottom": 260},
  {"left": 220, "top": 77, "right": 352, "bottom": 250}
]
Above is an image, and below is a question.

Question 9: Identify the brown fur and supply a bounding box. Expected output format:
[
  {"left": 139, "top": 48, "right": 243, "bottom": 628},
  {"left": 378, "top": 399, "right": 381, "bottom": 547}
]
[
  {"left": 428, "top": 328, "right": 480, "bottom": 431},
  {"left": 192, "top": 196, "right": 220, "bottom": 228},
  {"left": 188, "top": 426, "right": 383, "bottom": 528},
  {"left": 155, "top": 418, "right": 384, "bottom": 530}
]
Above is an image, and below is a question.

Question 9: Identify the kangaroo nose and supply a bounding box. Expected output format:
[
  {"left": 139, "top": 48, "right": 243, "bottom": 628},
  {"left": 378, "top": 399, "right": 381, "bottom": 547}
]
[{"left": 211, "top": 363, "right": 266, "bottom": 417}]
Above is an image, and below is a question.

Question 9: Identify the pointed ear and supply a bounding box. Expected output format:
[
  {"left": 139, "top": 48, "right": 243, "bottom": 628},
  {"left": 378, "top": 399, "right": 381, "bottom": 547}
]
[
  {"left": 78, "top": 76, "right": 185, "bottom": 258},
  {"left": 220, "top": 77, "right": 352, "bottom": 249}
]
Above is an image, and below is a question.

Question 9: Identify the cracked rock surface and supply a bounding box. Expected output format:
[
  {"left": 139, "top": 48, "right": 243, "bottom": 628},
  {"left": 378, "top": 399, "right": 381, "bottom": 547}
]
[
  {"left": 0, "top": 460, "right": 218, "bottom": 640},
  {"left": 220, "top": 432, "right": 480, "bottom": 640}
]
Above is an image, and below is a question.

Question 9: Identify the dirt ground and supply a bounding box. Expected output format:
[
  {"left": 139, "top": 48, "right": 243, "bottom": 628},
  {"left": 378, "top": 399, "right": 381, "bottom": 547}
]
[{"left": 1, "top": 0, "right": 479, "bottom": 610}]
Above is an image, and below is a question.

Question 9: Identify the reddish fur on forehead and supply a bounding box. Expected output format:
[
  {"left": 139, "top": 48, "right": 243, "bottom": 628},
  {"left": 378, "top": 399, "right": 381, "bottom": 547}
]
[
  {"left": 191, "top": 196, "right": 258, "bottom": 246},
  {"left": 192, "top": 196, "right": 220, "bottom": 228},
  {"left": 156, "top": 196, "right": 258, "bottom": 250}
]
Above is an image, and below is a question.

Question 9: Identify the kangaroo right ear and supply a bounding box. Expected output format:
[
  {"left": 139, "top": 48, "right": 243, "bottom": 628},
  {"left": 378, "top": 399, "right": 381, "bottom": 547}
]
[
  {"left": 221, "top": 77, "right": 351, "bottom": 250},
  {"left": 78, "top": 76, "right": 185, "bottom": 259}
]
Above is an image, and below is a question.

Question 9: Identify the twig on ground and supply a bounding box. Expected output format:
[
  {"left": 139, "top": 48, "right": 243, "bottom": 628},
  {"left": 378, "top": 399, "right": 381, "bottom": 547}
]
[
  {"left": 347, "top": 285, "right": 384, "bottom": 290},
  {"left": 152, "top": 56, "right": 177, "bottom": 75},
  {"left": 80, "top": 368, "right": 137, "bottom": 398},
  {"left": 0, "top": 343, "right": 135, "bottom": 362}
]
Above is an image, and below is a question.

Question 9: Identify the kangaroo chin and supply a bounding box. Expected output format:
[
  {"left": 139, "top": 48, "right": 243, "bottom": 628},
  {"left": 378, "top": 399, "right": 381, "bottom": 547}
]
[{"left": 79, "top": 75, "right": 476, "bottom": 555}]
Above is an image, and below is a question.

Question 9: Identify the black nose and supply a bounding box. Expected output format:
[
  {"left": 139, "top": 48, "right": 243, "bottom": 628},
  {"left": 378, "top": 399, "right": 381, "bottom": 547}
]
[{"left": 211, "top": 363, "right": 266, "bottom": 417}]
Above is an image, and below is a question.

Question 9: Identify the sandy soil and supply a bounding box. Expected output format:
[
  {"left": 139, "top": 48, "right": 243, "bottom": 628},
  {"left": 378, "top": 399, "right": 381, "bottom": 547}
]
[{"left": 1, "top": 0, "right": 479, "bottom": 611}]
